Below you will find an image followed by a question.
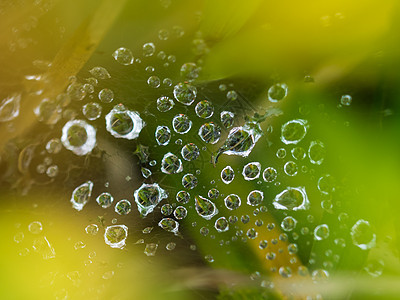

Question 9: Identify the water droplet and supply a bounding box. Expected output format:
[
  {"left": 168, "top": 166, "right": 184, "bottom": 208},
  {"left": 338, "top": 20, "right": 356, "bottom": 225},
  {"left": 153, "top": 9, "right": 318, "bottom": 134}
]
[
  {"left": 198, "top": 122, "right": 221, "bottom": 144},
  {"left": 172, "top": 114, "right": 192, "bottom": 134},
  {"left": 67, "top": 82, "right": 86, "bottom": 101},
  {"left": 166, "top": 242, "right": 176, "bottom": 251},
  {"left": 195, "top": 100, "right": 214, "bottom": 119},
  {"left": 317, "top": 174, "right": 335, "bottom": 194},
  {"left": 281, "top": 216, "right": 297, "bottom": 232},
  {"left": 105, "top": 105, "right": 145, "bottom": 140},
  {"left": 141, "top": 167, "right": 152, "bottom": 178},
  {"left": 70, "top": 181, "right": 93, "bottom": 211},
  {"left": 182, "top": 173, "right": 198, "bottom": 189},
  {"left": 163, "top": 78, "right": 172, "bottom": 86},
  {"left": 0, "top": 93, "right": 20, "bottom": 122},
  {"left": 61, "top": 120, "right": 96, "bottom": 155},
  {"left": 34, "top": 99, "right": 61, "bottom": 124},
  {"left": 215, "top": 217, "right": 229, "bottom": 232},
  {"left": 311, "top": 269, "right": 329, "bottom": 283},
  {"left": 112, "top": 47, "right": 134, "bottom": 65},
  {"left": 161, "top": 204, "right": 173, "bottom": 215},
  {"left": 46, "top": 165, "right": 58, "bottom": 178},
  {"left": 242, "top": 162, "right": 261, "bottom": 180},
  {"left": 247, "top": 228, "right": 258, "bottom": 239},
  {"left": 263, "top": 167, "right": 278, "bottom": 182},
  {"left": 281, "top": 119, "right": 309, "bottom": 145},
  {"left": 221, "top": 166, "right": 235, "bottom": 184},
  {"left": 176, "top": 190, "right": 190, "bottom": 204},
  {"left": 158, "top": 218, "right": 179, "bottom": 235},
  {"left": 314, "top": 224, "right": 330, "bottom": 240},
  {"left": 181, "top": 143, "right": 200, "bottom": 161},
  {"left": 220, "top": 111, "right": 234, "bottom": 128},
  {"left": 180, "top": 62, "right": 200, "bottom": 81},
  {"left": 279, "top": 266, "right": 292, "bottom": 278},
  {"left": 115, "top": 199, "right": 131, "bottom": 215},
  {"left": 155, "top": 125, "right": 171, "bottom": 146},
  {"left": 28, "top": 221, "right": 43, "bottom": 234},
  {"left": 172, "top": 25, "right": 184, "bottom": 38},
  {"left": 226, "top": 90, "right": 238, "bottom": 101},
  {"left": 268, "top": 83, "right": 288, "bottom": 102},
  {"left": 195, "top": 195, "right": 218, "bottom": 220},
  {"left": 82, "top": 102, "right": 102, "bottom": 120},
  {"left": 85, "top": 224, "right": 99, "bottom": 235},
  {"left": 273, "top": 187, "right": 309, "bottom": 211},
  {"left": 208, "top": 188, "right": 219, "bottom": 199},
  {"left": 173, "top": 83, "right": 197, "bottom": 105},
  {"left": 143, "top": 42, "right": 156, "bottom": 57},
  {"left": 157, "top": 96, "right": 174, "bottom": 112},
  {"left": 291, "top": 147, "right": 306, "bottom": 160},
  {"left": 308, "top": 140, "right": 326, "bottom": 165},
  {"left": 147, "top": 75, "right": 161, "bottom": 88},
  {"left": 96, "top": 192, "right": 114, "bottom": 208},
  {"left": 287, "top": 243, "right": 298, "bottom": 254},
  {"left": 104, "top": 225, "right": 128, "bottom": 249},
  {"left": 98, "top": 88, "right": 114, "bottom": 103},
  {"left": 341, "top": 95, "right": 352, "bottom": 106},
  {"left": 133, "top": 183, "right": 168, "bottom": 217},
  {"left": 46, "top": 138, "right": 62, "bottom": 154},
  {"left": 158, "top": 29, "right": 169, "bottom": 40},
  {"left": 144, "top": 243, "right": 158, "bottom": 256},
  {"left": 215, "top": 122, "right": 263, "bottom": 159},
  {"left": 247, "top": 190, "right": 264, "bottom": 206},
  {"left": 174, "top": 206, "right": 187, "bottom": 219},
  {"left": 161, "top": 152, "right": 183, "bottom": 174},
  {"left": 89, "top": 66, "right": 111, "bottom": 79},
  {"left": 364, "top": 259, "right": 384, "bottom": 277},
  {"left": 284, "top": 161, "right": 298, "bottom": 176},
  {"left": 351, "top": 219, "right": 376, "bottom": 250},
  {"left": 276, "top": 148, "right": 287, "bottom": 159},
  {"left": 224, "top": 194, "right": 241, "bottom": 210}
]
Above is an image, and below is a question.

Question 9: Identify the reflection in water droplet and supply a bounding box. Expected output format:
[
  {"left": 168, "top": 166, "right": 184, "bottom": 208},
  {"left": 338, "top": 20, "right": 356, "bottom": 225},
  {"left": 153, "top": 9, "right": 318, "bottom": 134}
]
[
  {"left": 83, "top": 103, "right": 102, "bottom": 121},
  {"left": 105, "top": 105, "right": 145, "bottom": 140},
  {"left": 161, "top": 152, "right": 183, "bottom": 174},
  {"left": 195, "top": 100, "right": 213, "bottom": 119},
  {"left": 224, "top": 194, "right": 241, "bottom": 210},
  {"left": 182, "top": 173, "right": 198, "bottom": 189},
  {"left": 291, "top": 147, "right": 306, "bottom": 160},
  {"left": 351, "top": 219, "right": 376, "bottom": 250},
  {"left": 173, "top": 83, "right": 197, "bottom": 105},
  {"left": 281, "top": 119, "right": 308, "bottom": 145},
  {"left": 247, "top": 190, "right": 264, "bottom": 206},
  {"left": 115, "top": 199, "right": 131, "bottom": 215},
  {"left": 263, "top": 167, "right": 278, "bottom": 182},
  {"left": 155, "top": 125, "right": 171, "bottom": 146},
  {"left": 174, "top": 206, "right": 187, "bottom": 219},
  {"left": 268, "top": 83, "right": 288, "bottom": 102},
  {"left": 0, "top": 93, "right": 20, "bottom": 122},
  {"left": 195, "top": 195, "right": 218, "bottom": 220},
  {"left": 96, "top": 192, "right": 114, "bottom": 208},
  {"left": 61, "top": 120, "right": 96, "bottom": 156},
  {"left": 172, "top": 114, "right": 192, "bottom": 134},
  {"left": 220, "top": 111, "right": 234, "bottom": 128},
  {"left": 284, "top": 161, "right": 298, "bottom": 176},
  {"left": 157, "top": 96, "right": 174, "bottom": 112},
  {"left": 98, "top": 88, "right": 114, "bottom": 103},
  {"left": 308, "top": 140, "right": 326, "bottom": 165},
  {"left": 242, "top": 162, "right": 261, "bottom": 180},
  {"left": 198, "top": 122, "right": 221, "bottom": 144},
  {"left": 273, "top": 187, "right": 309, "bottom": 211},
  {"left": 215, "top": 217, "right": 229, "bottom": 232},
  {"left": 158, "top": 218, "right": 179, "bottom": 235},
  {"left": 112, "top": 47, "right": 134, "bottom": 65},
  {"left": 314, "top": 224, "right": 329, "bottom": 240},
  {"left": 181, "top": 143, "right": 200, "bottom": 161},
  {"left": 104, "top": 225, "right": 128, "bottom": 249},
  {"left": 133, "top": 183, "right": 168, "bottom": 217},
  {"left": 221, "top": 166, "right": 235, "bottom": 184}
]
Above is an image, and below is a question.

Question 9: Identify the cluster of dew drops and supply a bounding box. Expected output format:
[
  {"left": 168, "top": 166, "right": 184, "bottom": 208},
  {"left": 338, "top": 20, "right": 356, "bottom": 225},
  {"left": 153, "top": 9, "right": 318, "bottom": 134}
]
[{"left": 3, "top": 23, "right": 383, "bottom": 291}]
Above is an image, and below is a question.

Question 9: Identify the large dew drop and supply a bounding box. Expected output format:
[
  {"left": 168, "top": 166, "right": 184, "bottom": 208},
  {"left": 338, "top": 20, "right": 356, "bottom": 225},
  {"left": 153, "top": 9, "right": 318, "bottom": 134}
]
[
  {"left": 161, "top": 152, "right": 183, "bottom": 174},
  {"left": 0, "top": 93, "right": 20, "bottom": 122},
  {"left": 105, "top": 105, "right": 145, "bottom": 140},
  {"left": 70, "top": 181, "right": 93, "bottom": 211},
  {"left": 61, "top": 120, "right": 96, "bottom": 156},
  {"left": 195, "top": 195, "right": 218, "bottom": 220},
  {"left": 351, "top": 219, "right": 376, "bottom": 250},
  {"left": 173, "top": 82, "right": 197, "bottom": 105},
  {"left": 273, "top": 187, "right": 309, "bottom": 211},
  {"left": 133, "top": 183, "right": 168, "bottom": 217},
  {"left": 104, "top": 225, "right": 128, "bottom": 249},
  {"left": 281, "top": 119, "right": 309, "bottom": 145}
]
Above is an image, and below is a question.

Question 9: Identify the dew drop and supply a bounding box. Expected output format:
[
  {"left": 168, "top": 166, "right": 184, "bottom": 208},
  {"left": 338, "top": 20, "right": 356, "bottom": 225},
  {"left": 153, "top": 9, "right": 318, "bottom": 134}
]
[
  {"left": 104, "top": 225, "right": 128, "bottom": 249},
  {"left": 263, "top": 167, "right": 278, "bottom": 182},
  {"left": 242, "top": 162, "right": 261, "bottom": 180},
  {"left": 247, "top": 190, "right": 264, "bottom": 206},
  {"left": 144, "top": 243, "right": 158, "bottom": 256},
  {"left": 89, "top": 66, "right": 111, "bottom": 79},
  {"left": 195, "top": 195, "right": 218, "bottom": 220},
  {"left": 181, "top": 143, "right": 200, "bottom": 161},
  {"left": 182, "top": 173, "right": 198, "bottom": 189},
  {"left": 195, "top": 100, "right": 214, "bottom": 119},
  {"left": 155, "top": 125, "right": 171, "bottom": 146},
  {"left": 61, "top": 120, "right": 96, "bottom": 155},
  {"left": 198, "top": 122, "right": 221, "bottom": 144},
  {"left": 143, "top": 42, "right": 156, "bottom": 57},
  {"left": 133, "top": 183, "right": 168, "bottom": 217},
  {"left": 0, "top": 93, "right": 20, "bottom": 122},
  {"left": 308, "top": 140, "right": 326, "bottom": 165},
  {"left": 221, "top": 166, "right": 235, "bottom": 184},
  {"left": 112, "top": 47, "right": 134, "bottom": 65},
  {"left": 281, "top": 216, "right": 297, "bottom": 232},
  {"left": 284, "top": 161, "right": 298, "bottom": 176},
  {"left": 157, "top": 96, "right": 174, "bottom": 112},
  {"left": 268, "top": 83, "right": 288, "bottom": 102},
  {"left": 172, "top": 114, "right": 192, "bottom": 134},
  {"left": 273, "top": 187, "right": 309, "bottom": 211},
  {"left": 351, "top": 219, "right": 376, "bottom": 250},
  {"left": 147, "top": 75, "right": 161, "bottom": 88},
  {"left": 176, "top": 190, "right": 190, "bottom": 204},
  {"left": 220, "top": 111, "right": 234, "bottom": 128},
  {"left": 70, "top": 181, "right": 93, "bottom": 211},
  {"left": 105, "top": 105, "right": 145, "bottom": 140},
  {"left": 314, "top": 224, "right": 330, "bottom": 240},
  {"left": 98, "top": 88, "right": 114, "bottom": 103},
  {"left": 173, "top": 83, "right": 197, "bottom": 105},
  {"left": 224, "top": 194, "right": 241, "bottom": 210},
  {"left": 174, "top": 206, "right": 187, "bottom": 219},
  {"left": 341, "top": 95, "right": 352, "bottom": 106},
  {"left": 158, "top": 218, "right": 179, "bottom": 235},
  {"left": 115, "top": 199, "right": 131, "bottom": 215},
  {"left": 161, "top": 152, "right": 183, "bottom": 174},
  {"left": 281, "top": 119, "right": 309, "bottom": 145}
]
